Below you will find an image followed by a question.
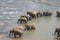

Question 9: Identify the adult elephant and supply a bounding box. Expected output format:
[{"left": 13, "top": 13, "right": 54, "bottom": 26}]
[
  {"left": 27, "top": 10, "right": 38, "bottom": 18},
  {"left": 37, "top": 10, "right": 44, "bottom": 17},
  {"left": 25, "top": 23, "right": 36, "bottom": 30},
  {"left": 54, "top": 28, "right": 60, "bottom": 35},
  {"left": 56, "top": 10, "right": 60, "bottom": 17},
  {"left": 20, "top": 15, "right": 31, "bottom": 21},
  {"left": 54, "top": 28, "right": 60, "bottom": 40},
  {"left": 9, "top": 26, "right": 24, "bottom": 38},
  {"left": 18, "top": 17, "right": 27, "bottom": 23},
  {"left": 43, "top": 10, "right": 52, "bottom": 16}
]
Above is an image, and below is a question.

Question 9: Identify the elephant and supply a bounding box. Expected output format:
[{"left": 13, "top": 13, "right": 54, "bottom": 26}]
[
  {"left": 18, "top": 17, "right": 27, "bottom": 23},
  {"left": 56, "top": 10, "right": 60, "bottom": 17},
  {"left": 43, "top": 10, "right": 52, "bottom": 16},
  {"left": 9, "top": 26, "right": 24, "bottom": 38},
  {"left": 37, "top": 11, "right": 44, "bottom": 17},
  {"left": 54, "top": 28, "right": 60, "bottom": 39},
  {"left": 54, "top": 28, "right": 60, "bottom": 35},
  {"left": 20, "top": 15, "right": 31, "bottom": 20},
  {"left": 27, "top": 10, "right": 38, "bottom": 18},
  {"left": 25, "top": 23, "right": 36, "bottom": 30}
]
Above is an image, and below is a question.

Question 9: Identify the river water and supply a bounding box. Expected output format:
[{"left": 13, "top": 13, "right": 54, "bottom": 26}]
[{"left": 0, "top": 0, "right": 60, "bottom": 40}]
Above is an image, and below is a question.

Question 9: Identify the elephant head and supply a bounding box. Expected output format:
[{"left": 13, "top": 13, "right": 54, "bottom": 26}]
[{"left": 18, "top": 17, "right": 27, "bottom": 23}]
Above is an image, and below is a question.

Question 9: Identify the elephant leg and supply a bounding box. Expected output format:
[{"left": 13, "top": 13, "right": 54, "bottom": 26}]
[
  {"left": 19, "top": 33, "right": 22, "bottom": 37},
  {"left": 37, "top": 14, "right": 39, "bottom": 17},
  {"left": 45, "top": 14, "right": 48, "bottom": 16},
  {"left": 57, "top": 35, "right": 59, "bottom": 40},
  {"left": 14, "top": 33, "right": 17, "bottom": 38},
  {"left": 31, "top": 26, "right": 35, "bottom": 30},
  {"left": 40, "top": 14, "right": 42, "bottom": 17},
  {"left": 27, "top": 27, "right": 30, "bottom": 30},
  {"left": 43, "top": 12, "right": 46, "bottom": 16},
  {"left": 9, "top": 31, "right": 13, "bottom": 37},
  {"left": 49, "top": 14, "right": 52, "bottom": 16},
  {"left": 20, "top": 21, "right": 22, "bottom": 23},
  {"left": 9, "top": 33, "right": 11, "bottom": 37},
  {"left": 29, "top": 17, "right": 31, "bottom": 20},
  {"left": 24, "top": 20, "right": 27, "bottom": 23},
  {"left": 35, "top": 15, "right": 37, "bottom": 18}
]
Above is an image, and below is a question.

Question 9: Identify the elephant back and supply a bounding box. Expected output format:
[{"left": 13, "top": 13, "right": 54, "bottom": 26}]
[
  {"left": 12, "top": 26, "right": 24, "bottom": 33},
  {"left": 15, "top": 26, "right": 24, "bottom": 30},
  {"left": 20, "top": 17, "right": 27, "bottom": 21}
]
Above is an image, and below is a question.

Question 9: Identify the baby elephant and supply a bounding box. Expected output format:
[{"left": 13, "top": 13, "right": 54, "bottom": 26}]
[
  {"left": 25, "top": 23, "right": 36, "bottom": 30},
  {"left": 9, "top": 26, "right": 24, "bottom": 38},
  {"left": 20, "top": 15, "right": 31, "bottom": 21},
  {"left": 18, "top": 17, "right": 27, "bottom": 23}
]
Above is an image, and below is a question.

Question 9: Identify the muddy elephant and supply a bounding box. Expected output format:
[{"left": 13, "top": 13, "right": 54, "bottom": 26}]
[
  {"left": 9, "top": 26, "right": 24, "bottom": 38},
  {"left": 25, "top": 23, "right": 36, "bottom": 30},
  {"left": 18, "top": 17, "right": 27, "bottom": 23},
  {"left": 54, "top": 28, "right": 60, "bottom": 39},
  {"left": 20, "top": 15, "right": 31, "bottom": 20},
  {"left": 43, "top": 10, "right": 52, "bottom": 16},
  {"left": 56, "top": 10, "right": 60, "bottom": 17},
  {"left": 27, "top": 10, "right": 39, "bottom": 18}
]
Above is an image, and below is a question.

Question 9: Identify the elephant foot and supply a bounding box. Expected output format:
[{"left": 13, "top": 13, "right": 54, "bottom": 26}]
[
  {"left": 19, "top": 35, "right": 22, "bottom": 37},
  {"left": 14, "top": 35, "right": 17, "bottom": 38},
  {"left": 27, "top": 28, "right": 30, "bottom": 30},
  {"left": 20, "top": 21, "right": 22, "bottom": 23}
]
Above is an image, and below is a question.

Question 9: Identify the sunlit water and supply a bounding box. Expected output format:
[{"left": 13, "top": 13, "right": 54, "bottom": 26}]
[{"left": 0, "top": 0, "right": 60, "bottom": 40}]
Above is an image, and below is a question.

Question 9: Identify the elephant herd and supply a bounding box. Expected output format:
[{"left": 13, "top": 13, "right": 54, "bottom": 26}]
[
  {"left": 18, "top": 10, "right": 52, "bottom": 23},
  {"left": 9, "top": 10, "right": 60, "bottom": 38},
  {"left": 9, "top": 23, "right": 36, "bottom": 38}
]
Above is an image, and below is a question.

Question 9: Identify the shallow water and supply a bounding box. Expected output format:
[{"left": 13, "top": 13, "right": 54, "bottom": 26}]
[{"left": 0, "top": 0, "right": 60, "bottom": 40}]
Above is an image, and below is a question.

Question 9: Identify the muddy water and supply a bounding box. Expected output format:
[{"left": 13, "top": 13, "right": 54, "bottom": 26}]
[{"left": 0, "top": 0, "right": 60, "bottom": 40}]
